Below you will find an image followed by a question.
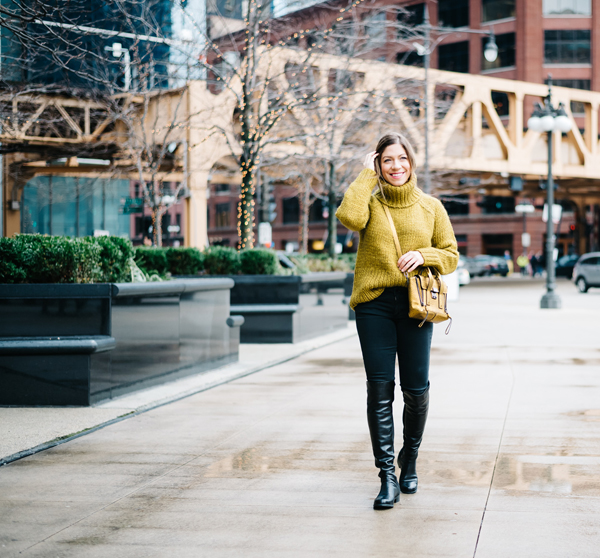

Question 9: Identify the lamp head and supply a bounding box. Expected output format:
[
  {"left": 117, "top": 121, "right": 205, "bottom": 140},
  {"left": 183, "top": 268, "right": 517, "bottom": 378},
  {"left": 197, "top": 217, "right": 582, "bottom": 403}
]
[
  {"left": 412, "top": 42, "right": 427, "bottom": 56},
  {"left": 554, "top": 104, "right": 573, "bottom": 133},
  {"left": 527, "top": 103, "right": 545, "bottom": 132},
  {"left": 540, "top": 114, "right": 556, "bottom": 132},
  {"left": 111, "top": 42, "right": 123, "bottom": 58},
  {"left": 484, "top": 34, "right": 498, "bottom": 62}
]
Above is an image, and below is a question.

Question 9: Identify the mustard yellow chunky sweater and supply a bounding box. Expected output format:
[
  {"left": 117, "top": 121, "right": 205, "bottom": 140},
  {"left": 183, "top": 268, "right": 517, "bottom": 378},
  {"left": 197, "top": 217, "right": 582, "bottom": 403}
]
[{"left": 336, "top": 169, "right": 459, "bottom": 309}]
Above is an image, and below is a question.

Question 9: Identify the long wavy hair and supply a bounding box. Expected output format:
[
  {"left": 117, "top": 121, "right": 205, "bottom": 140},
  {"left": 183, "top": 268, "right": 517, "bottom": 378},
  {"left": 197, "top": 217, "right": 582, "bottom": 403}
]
[{"left": 373, "top": 133, "right": 417, "bottom": 199}]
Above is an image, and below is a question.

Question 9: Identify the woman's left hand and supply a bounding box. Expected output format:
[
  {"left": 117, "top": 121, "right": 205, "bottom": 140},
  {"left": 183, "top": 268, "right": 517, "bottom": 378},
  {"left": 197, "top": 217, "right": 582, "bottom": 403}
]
[{"left": 397, "top": 251, "right": 424, "bottom": 273}]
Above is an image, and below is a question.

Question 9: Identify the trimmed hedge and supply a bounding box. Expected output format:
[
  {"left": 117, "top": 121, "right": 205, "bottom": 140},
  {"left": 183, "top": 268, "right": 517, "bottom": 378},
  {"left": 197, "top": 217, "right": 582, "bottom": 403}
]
[
  {"left": 290, "top": 253, "right": 356, "bottom": 273},
  {"left": 0, "top": 234, "right": 103, "bottom": 284},
  {"left": 166, "top": 247, "right": 204, "bottom": 275},
  {"left": 87, "top": 236, "right": 134, "bottom": 283},
  {"left": 134, "top": 247, "right": 169, "bottom": 276},
  {"left": 0, "top": 235, "right": 355, "bottom": 283},
  {"left": 203, "top": 246, "right": 241, "bottom": 275},
  {"left": 239, "top": 248, "right": 279, "bottom": 275}
]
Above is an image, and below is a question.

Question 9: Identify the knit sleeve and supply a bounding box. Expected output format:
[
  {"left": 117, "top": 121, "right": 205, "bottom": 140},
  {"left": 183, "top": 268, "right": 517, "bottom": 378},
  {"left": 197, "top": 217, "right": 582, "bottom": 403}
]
[
  {"left": 418, "top": 200, "right": 459, "bottom": 275},
  {"left": 335, "top": 168, "right": 378, "bottom": 232}
]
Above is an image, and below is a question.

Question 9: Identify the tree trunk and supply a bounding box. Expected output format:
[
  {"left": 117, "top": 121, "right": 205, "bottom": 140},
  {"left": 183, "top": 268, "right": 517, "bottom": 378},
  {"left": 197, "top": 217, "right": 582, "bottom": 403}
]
[
  {"left": 238, "top": 158, "right": 255, "bottom": 249},
  {"left": 327, "top": 162, "right": 337, "bottom": 259},
  {"left": 152, "top": 209, "right": 163, "bottom": 247},
  {"left": 299, "top": 178, "right": 310, "bottom": 254}
]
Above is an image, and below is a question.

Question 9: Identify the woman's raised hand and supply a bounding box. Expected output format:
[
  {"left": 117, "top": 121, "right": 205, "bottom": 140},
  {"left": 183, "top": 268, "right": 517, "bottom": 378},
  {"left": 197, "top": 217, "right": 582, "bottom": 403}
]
[
  {"left": 363, "top": 151, "right": 378, "bottom": 171},
  {"left": 397, "top": 251, "right": 425, "bottom": 273}
]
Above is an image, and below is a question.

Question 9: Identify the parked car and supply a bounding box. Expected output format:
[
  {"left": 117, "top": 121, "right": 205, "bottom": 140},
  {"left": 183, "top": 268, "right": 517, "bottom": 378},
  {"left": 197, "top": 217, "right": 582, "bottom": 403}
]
[
  {"left": 460, "top": 255, "right": 486, "bottom": 278},
  {"left": 472, "top": 255, "right": 509, "bottom": 277},
  {"left": 555, "top": 254, "right": 579, "bottom": 279},
  {"left": 572, "top": 252, "right": 600, "bottom": 293},
  {"left": 457, "top": 258, "right": 471, "bottom": 286}
]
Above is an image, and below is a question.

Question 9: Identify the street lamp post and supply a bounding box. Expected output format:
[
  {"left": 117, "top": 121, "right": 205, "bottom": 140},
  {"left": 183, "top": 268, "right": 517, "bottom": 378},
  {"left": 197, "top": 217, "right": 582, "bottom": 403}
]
[
  {"left": 526, "top": 75, "right": 573, "bottom": 309},
  {"left": 412, "top": 7, "right": 498, "bottom": 194},
  {"left": 105, "top": 43, "right": 131, "bottom": 91}
]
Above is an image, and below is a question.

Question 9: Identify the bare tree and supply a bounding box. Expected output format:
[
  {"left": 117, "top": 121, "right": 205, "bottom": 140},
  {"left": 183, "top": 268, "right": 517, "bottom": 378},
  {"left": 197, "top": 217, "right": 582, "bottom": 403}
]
[{"left": 0, "top": 1, "right": 202, "bottom": 245}]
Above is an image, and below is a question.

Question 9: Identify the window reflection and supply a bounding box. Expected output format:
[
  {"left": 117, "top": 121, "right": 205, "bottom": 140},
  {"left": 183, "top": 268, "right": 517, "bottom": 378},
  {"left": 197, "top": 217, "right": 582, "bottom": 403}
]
[
  {"left": 482, "top": 0, "right": 515, "bottom": 22},
  {"left": 543, "top": 0, "right": 591, "bottom": 15},
  {"left": 21, "top": 176, "right": 130, "bottom": 237}
]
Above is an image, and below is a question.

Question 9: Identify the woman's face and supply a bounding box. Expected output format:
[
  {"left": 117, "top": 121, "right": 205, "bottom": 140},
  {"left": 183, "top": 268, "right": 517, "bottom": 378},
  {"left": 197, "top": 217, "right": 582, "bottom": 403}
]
[{"left": 379, "top": 143, "right": 411, "bottom": 187}]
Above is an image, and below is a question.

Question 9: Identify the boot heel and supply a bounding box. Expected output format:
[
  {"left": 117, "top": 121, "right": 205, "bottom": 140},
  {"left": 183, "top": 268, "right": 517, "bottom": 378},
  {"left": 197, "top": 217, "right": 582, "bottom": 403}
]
[{"left": 394, "top": 494, "right": 400, "bottom": 503}]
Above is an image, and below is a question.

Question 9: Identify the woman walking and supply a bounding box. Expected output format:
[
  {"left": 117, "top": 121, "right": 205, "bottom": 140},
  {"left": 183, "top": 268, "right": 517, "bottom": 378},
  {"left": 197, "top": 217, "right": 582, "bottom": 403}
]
[{"left": 336, "top": 133, "right": 458, "bottom": 510}]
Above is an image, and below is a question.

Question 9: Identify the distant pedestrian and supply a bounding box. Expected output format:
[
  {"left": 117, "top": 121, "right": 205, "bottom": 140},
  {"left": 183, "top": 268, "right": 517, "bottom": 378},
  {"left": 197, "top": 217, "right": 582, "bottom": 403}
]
[
  {"left": 529, "top": 253, "right": 538, "bottom": 276},
  {"left": 504, "top": 250, "right": 514, "bottom": 275},
  {"left": 533, "top": 252, "right": 544, "bottom": 276},
  {"left": 517, "top": 254, "right": 529, "bottom": 276},
  {"left": 336, "top": 133, "right": 459, "bottom": 510}
]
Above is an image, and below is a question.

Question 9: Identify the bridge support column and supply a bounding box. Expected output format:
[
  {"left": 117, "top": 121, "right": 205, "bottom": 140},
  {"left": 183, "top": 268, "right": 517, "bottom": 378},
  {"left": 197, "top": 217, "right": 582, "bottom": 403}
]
[
  {"left": 573, "top": 198, "right": 588, "bottom": 256},
  {"left": 185, "top": 170, "right": 209, "bottom": 249},
  {"left": 2, "top": 154, "right": 25, "bottom": 238}
]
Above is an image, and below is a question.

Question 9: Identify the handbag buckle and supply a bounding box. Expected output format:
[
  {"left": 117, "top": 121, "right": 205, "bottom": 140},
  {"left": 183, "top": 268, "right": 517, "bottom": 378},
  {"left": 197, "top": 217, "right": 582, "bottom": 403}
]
[{"left": 431, "top": 290, "right": 438, "bottom": 300}]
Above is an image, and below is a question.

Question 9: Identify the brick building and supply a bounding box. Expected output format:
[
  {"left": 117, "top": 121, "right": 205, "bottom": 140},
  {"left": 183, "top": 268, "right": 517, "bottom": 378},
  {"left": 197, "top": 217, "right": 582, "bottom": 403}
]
[{"left": 206, "top": 0, "right": 599, "bottom": 258}]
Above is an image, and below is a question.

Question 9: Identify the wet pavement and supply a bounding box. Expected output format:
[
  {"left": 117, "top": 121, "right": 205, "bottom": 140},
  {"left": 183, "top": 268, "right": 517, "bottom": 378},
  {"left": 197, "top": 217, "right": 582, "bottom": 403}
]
[{"left": 1, "top": 278, "right": 600, "bottom": 557}]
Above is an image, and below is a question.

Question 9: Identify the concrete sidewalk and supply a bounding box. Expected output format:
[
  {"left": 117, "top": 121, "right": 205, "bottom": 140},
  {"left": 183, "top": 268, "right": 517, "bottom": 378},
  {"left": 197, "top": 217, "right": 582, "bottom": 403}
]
[
  {"left": 0, "top": 324, "right": 357, "bottom": 464},
  {"left": 1, "top": 278, "right": 600, "bottom": 557}
]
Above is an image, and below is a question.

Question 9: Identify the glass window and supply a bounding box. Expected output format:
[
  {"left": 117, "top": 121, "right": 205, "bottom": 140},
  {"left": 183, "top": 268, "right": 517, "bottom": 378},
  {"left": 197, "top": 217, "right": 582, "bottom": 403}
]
[
  {"left": 482, "top": 33, "right": 516, "bottom": 70},
  {"left": 441, "top": 194, "right": 470, "bottom": 215},
  {"left": 309, "top": 198, "right": 327, "bottom": 222},
  {"left": 438, "top": 41, "right": 469, "bottom": 73},
  {"left": 398, "top": 3, "right": 424, "bottom": 38},
  {"left": 438, "top": 0, "right": 469, "bottom": 28},
  {"left": 213, "top": 183, "right": 230, "bottom": 194},
  {"left": 364, "top": 12, "right": 387, "bottom": 49},
  {"left": 581, "top": 256, "right": 600, "bottom": 265},
  {"left": 21, "top": 176, "right": 129, "bottom": 237},
  {"left": 492, "top": 91, "right": 510, "bottom": 116},
  {"left": 543, "top": 0, "right": 591, "bottom": 15},
  {"left": 549, "top": 79, "right": 590, "bottom": 113},
  {"left": 480, "top": 196, "right": 515, "bottom": 214},
  {"left": 482, "top": 0, "right": 515, "bottom": 22},
  {"left": 215, "top": 203, "right": 230, "bottom": 229},
  {"left": 396, "top": 51, "right": 424, "bottom": 67},
  {"left": 544, "top": 30, "right": 591, "bottom": 63},
  {"left": 282, "top": 197, "right": 300, "bottom": 224}
]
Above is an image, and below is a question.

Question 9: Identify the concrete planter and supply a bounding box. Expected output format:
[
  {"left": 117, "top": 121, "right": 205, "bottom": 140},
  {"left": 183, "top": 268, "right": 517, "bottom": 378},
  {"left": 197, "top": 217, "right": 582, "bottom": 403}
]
[
  {"left": 0, "top": 279, "right": 242, "bottom": 406},
  {"left": 229, "top": 272, "right": 349, "bottom": 343}
]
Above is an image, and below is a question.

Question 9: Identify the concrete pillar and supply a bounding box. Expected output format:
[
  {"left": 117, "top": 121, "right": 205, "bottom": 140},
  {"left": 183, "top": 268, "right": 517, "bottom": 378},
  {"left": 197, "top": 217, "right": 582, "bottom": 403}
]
[
  {"left": 185, "top": 171, "right": 209, "bottom": 249},
  {"left": 573, "top": 198, "right": 588, "bottom": 255},
  {"left": 186, "top": 80, "right": 236, "bottom": 249},
  {"left": 3, "top": 153, "right": 23, "bottom": 238}
]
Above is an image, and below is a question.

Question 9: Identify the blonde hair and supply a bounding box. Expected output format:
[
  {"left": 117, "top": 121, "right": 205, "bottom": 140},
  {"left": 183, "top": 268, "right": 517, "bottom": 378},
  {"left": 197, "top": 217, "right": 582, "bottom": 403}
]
[{"left": 373, "top": 133, "right": 417, "bottom": 199}]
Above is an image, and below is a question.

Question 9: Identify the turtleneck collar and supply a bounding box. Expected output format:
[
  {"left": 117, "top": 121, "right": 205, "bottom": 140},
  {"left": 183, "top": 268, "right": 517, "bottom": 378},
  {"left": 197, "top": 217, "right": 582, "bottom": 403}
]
[{"left": 374, "top": 173, "right": 422, "bottom": 208}]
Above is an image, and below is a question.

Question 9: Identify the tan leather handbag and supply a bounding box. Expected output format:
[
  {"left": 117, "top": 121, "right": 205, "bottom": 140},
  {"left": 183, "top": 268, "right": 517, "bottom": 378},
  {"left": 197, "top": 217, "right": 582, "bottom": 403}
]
[{"left": 381, "top": 203, "right": 452, "bottom": 334}]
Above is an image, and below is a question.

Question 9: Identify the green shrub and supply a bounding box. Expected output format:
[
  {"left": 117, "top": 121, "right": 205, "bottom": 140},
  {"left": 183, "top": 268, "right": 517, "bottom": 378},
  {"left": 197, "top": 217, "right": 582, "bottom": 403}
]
[
  {"left": 166, "top": 247, "right": 204, "bottom": 275},
  {"left": 203, "top": 246, "right": 240, "bottom": 275},
  {"left": 239, "top": 249, "right": 279, "bottom": 275},
  {"left": 0, "top": 234, "right": 101, "bottom": 283},
  {"left": 86, "top": 236, "right": 134, "bottom": 283},
  {"left": 288, "top": 253, "right": 356, "bottom": 274},
  {"left": 0, "top": 238, "right": 28, "bottom": 283},
  {"left": 135, "top": 247, "right": 169, "bottom": 276}
]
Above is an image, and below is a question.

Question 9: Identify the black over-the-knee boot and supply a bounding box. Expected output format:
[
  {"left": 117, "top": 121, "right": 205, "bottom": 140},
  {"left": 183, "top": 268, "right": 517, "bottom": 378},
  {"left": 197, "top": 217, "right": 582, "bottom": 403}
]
[
  {"left": 366, "top": 380, "right": 400, "bottom": 510},
  {"left": 398, "top": 386, "right": 429, "bottom": 494}
]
